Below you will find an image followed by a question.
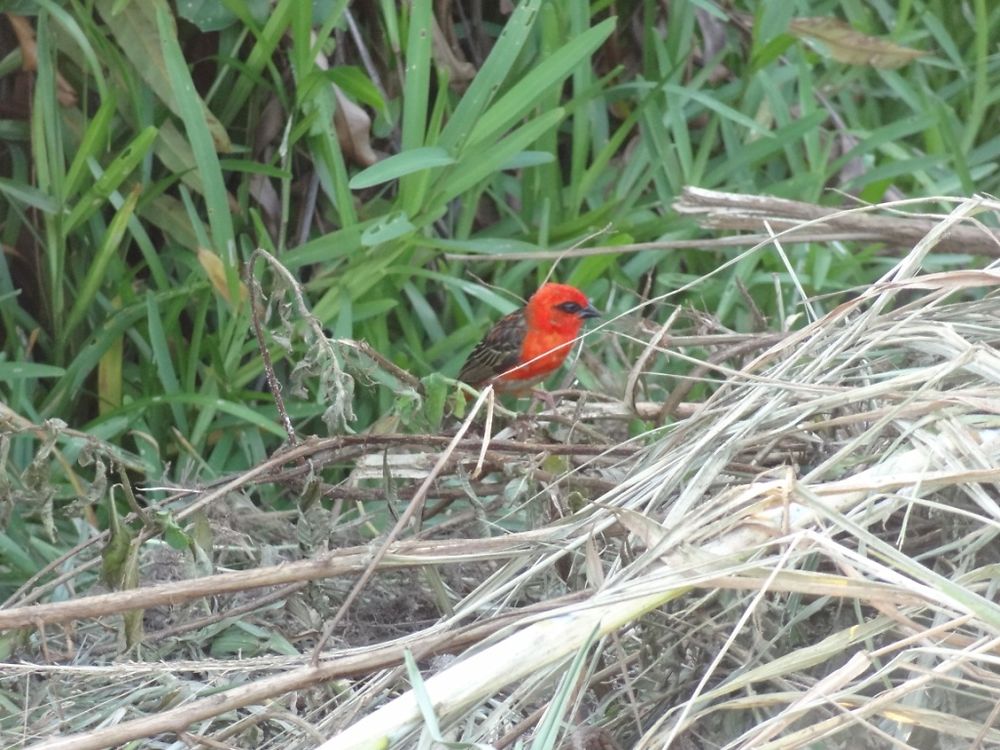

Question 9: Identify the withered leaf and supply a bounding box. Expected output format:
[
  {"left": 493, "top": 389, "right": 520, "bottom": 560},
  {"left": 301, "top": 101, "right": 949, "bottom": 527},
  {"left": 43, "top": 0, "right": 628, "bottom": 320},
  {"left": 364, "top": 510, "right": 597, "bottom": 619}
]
[
  {"left": 197, "top": 247, "right": 247, "bottom": 305},
  {"left": 790, "top": 17, "right": 926, "bottom": 69},
  {"left": 7, "top": 13, "right": 78, "bottom": 106},
  {"left": 333, "top": 85, "right": 377, "bottom": 167}
]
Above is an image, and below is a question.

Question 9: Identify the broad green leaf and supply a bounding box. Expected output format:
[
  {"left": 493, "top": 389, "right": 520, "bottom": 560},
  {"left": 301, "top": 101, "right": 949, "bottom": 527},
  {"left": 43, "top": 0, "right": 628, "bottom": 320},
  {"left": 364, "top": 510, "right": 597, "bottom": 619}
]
[
  {"left": 157, "top": 4, "right": 236, "bottom": 261},
  {"left": 0, "top": 178, "right": 58, "bottom": 212},
  {"left": 327, "top": 66, "right": 388, "bottom": 117},
  {"left": 218, "top": 0, "right": 299, "bottom": 123},
  {"left": 398, "top": 0, "right": 433, "bottom": 215},
  {"left": 663, "top": 83, "right": 773, "bottom": 136},
  {"left": 360, "top": 212, "right": 416, "bottom": 246},
  {"left": 176, "top": 0, "right": 269, "bottom": 31},
  {"left": 500, "top": 151, "right": 556, "bottom": 170},
  {"left": 63, "top": 185, "right": 141, "bottom": 344},
  {"left": 0, "top": 533, "right": 38, "bottom": 577},
  {"left": 154, "top": 511, "right": 191, "bottom": 550},
  {"left": 95, "top": 0, "right": 232, "bottom": 151},
  {"left": 466, "top": 17, "right": 616, "bottom": 149},
  {"left": 63, "top": 92, "right": 117, "bottom": 200},
  {"left": 435, "top": 108, "right": 565, "bottom": 203},
  {"left": 705, "top": 109, "right": 827, "bottom": 185},
  {"left": 64, "top": 126, "right": 157, "bottom": 233},
  {"left": 350, "top": 147, "right": 456, "bottom": 189},
  {"left": 438, "top": 0, "right": 543, "bottom": 150},
  {"left": 0, "top": 362, "right": 66, "bottom": 380},
  {"left": 34, "top": 0, "right": 109, "bottom": 99}
]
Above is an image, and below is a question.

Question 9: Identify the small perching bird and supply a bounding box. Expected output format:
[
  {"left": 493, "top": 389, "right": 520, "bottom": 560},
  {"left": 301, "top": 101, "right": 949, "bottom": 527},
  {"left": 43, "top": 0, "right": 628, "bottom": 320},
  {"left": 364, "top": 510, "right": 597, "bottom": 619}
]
[{"left": 458, "top": 283, "right": 600, "bottom": 392}]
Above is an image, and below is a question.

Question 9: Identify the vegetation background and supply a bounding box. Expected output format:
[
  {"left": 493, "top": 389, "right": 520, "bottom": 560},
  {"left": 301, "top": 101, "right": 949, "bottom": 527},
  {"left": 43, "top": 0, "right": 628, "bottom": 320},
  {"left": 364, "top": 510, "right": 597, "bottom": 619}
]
[{"left": 2, "top": 0, "right": 1000, "bottom": 748}]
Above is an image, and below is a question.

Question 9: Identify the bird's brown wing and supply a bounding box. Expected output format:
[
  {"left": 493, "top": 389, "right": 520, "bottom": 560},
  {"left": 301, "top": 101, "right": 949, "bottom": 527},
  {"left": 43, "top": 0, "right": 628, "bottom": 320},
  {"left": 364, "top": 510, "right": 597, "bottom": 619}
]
[{"left": 458, "top": 310, "right": 527, "bottom": 386}]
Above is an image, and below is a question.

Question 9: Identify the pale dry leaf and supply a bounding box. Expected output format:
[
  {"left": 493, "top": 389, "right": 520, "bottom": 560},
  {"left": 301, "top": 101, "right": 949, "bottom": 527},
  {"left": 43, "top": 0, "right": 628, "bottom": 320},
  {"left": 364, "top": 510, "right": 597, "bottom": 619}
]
[
  {"left": 833, "top": 131, "right": 866, "bottom": 186},
  {"left": 694, "top": 6, "right": 730, "bottom": 84},
  {"left": 431, "top": 13, "right": 476, "bottom": 90},
  {"left": 790, "top": 17, "right": 926, "bottom": 69},
  {"left": 333, "top": 84, "right": 377, "bottom": 167},
  {"left": 7, "top": 12, "right": 78, "bottom": 106},
  {"left": 248, "top": 173, "right": 281, "bottom": 238},
  {"left": 249, "top": 95, "right": 285, "bottom": 238},
  {"left": 253, "top": 94, "right": 286, "bottom": 158},
  {"left": 583, "top": 535, "right": 605, "bottom": 588},
  {"left": 868, "top": 269, "right": 1000, "bottom": 293},
  {"left": 606, "top": 506, "right": 668, "bottom": 550},
  {"left": 311, "top": 29, "right": 377, "bottom": 167},
  {"left": 197, "top": 247, "right": 248, "bottom": 305}
]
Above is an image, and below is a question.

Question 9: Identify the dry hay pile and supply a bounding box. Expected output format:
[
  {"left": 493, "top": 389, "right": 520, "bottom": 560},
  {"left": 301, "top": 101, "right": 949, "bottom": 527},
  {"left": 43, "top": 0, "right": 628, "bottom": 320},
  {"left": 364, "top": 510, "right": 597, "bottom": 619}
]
[{"left": 5, "top": 200, "right": 1000, "bottom": 749}]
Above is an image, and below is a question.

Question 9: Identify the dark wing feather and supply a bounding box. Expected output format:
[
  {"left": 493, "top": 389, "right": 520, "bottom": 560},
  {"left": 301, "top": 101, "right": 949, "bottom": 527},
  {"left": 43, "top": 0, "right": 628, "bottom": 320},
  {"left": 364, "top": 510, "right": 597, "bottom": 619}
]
[{"left": 458, "top": 310, "right": 527, "bottom": 386}]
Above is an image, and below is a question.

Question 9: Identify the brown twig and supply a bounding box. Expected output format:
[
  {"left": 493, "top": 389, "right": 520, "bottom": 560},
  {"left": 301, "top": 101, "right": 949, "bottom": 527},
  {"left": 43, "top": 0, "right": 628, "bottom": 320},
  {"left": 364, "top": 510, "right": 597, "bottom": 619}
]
[
  {"left": 657, "top": 333, "right": 785, "bottom": 423},
  {"left": 27, "top": 595, "right": 588, "bottom": 750},
  {"left": 673, "top": 187, "right": 1000, "bottom": 255},
  {"left": 446, "top": 192, "right": 1000, "bottom": 263},
  {"left": 308, "top": 387, "right": 497, "bottom": 665},
  {"left": 1, "top": 431, "right": 637, "bottom": 613},
  {"left": 0, "top": 529, "right": 568, "bottom": 630},
  {"left": 246, "top": 249, "right": 299, "bottom": 445}
]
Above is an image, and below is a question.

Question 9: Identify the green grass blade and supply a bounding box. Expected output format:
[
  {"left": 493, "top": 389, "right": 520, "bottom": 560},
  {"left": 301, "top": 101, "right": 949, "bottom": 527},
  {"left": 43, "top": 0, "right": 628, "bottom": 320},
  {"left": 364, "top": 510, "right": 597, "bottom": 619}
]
[
  {"left": 437, "top": 0, "right": 543, "bottom": 150},
  {"left": 466, "top": 17, "right": 616, "bottom": 150},
  {"left": 61, "top": 185, "right": 141, "bottom": 346},
  {"left": 398, "top": 0, "right": 433, "bottom": 215},
  {"left": 63, "top": 91, "right": 118, "bottom": 200},
  {"left": 156, "top": 4, "right": 236, "bottom": 262},
  {"left": 433, "top": 108, "right": 566, "bottom": 206},
  {"left": 0, "top": 178, "right": 58, "bottom": 213},
  {"left": 63, "top": 125, "right": 157, "bottom": 234},
  {"left": 349, "top": 147, "right": 455, "bottom": 190}
]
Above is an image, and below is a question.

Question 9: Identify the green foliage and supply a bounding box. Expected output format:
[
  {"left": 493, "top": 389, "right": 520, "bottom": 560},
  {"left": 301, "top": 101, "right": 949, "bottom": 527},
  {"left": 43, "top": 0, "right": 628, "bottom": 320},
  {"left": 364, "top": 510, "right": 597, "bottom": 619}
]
[{"left": 1, "top": 0, "right": 999, "bottom": 591}]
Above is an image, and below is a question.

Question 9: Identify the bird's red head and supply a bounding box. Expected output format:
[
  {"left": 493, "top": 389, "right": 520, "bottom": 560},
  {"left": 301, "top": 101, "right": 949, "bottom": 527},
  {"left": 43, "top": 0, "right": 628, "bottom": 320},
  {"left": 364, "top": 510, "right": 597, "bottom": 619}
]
[{"left": 524, "top": 283, "right": 601, "bottom": 337}]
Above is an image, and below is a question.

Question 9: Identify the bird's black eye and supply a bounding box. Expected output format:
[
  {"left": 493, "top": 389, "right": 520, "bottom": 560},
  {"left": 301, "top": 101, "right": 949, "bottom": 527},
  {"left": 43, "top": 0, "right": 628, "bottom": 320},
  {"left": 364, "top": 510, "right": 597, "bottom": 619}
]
[{"left": 555, "top": 301, "right": 582, "bottom": 314}]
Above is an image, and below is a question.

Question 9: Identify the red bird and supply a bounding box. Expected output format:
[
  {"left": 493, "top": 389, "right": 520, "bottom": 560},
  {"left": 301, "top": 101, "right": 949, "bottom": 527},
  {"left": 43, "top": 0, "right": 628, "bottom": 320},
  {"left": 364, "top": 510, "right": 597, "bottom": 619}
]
[{"left": 459, "top": 283, "right": 600, "bottom": 392}]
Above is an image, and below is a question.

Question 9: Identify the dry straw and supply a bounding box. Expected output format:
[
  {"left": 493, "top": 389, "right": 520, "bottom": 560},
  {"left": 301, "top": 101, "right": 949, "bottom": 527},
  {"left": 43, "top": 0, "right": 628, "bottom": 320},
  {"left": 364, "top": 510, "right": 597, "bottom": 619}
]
[
  {"left": 10, "top": 196, "right": 1000, "bottom": 749},
  {"left": 328, "top": 195, "right": 1000, "bottom": 748}
]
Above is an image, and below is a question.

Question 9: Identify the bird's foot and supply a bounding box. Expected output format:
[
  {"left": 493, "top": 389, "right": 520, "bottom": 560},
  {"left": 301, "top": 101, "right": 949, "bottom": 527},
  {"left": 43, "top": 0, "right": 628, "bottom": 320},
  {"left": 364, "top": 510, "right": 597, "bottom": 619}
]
[{"left": 528, "top": 387, "right": 559, "bottom": 414}]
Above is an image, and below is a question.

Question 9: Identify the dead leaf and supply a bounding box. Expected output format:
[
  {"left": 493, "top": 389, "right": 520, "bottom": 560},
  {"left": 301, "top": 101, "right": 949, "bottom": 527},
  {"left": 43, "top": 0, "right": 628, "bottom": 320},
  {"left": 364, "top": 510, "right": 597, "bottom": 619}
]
[
  {"left": 93, "top": 0, "right": 231, "bottom": 152},
  {"left": 333, "top": 85, "right": 377, "bottom": 167},
  {"left": 583, "top": 535, "right": 605, "bottom": 588},
  {"left": 197, "top": 247, "right": 247, "bottom": 306},
  {"left": 248, "top": 95, "right": 285, "bottom": 240},
  {"left": 248, "top": 173, "right": 281, "bottom": 240},
  {"left": 563, "top": 726, "right": 622, "bottom": 750},
  {"left": 790, "top": 17, "right": 926, "bottom": 69},
  {"left": 867, "top": 269, "right": 1000, "bottom": 294},
  {"left": 310, "top": 32, "right": 377, "bottom": 168},
  {"left": 605, "top": 506, "right": 669, "bottom": 550},
  {"left": 833, "top": 131, "right": 865, "bottom": 186},
  {"left": 253, "top": 95, "right": 286, "bottom": 159},
  {"left": 694, "top": 6, "right": 731, "bottom": 85},
  {"left": 6, "top": 13, "right": 78, "bottom": 106},
  {"left": 431, "top": 13, "right": 476, "bottom": 90}
]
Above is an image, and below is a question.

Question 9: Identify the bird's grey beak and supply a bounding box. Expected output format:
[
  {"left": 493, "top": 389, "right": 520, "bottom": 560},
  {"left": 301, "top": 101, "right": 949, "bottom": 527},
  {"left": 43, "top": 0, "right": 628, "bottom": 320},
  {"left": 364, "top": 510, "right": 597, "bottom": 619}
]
[{"left": 579, "top": 303, "right": 601, "bottom": 319}]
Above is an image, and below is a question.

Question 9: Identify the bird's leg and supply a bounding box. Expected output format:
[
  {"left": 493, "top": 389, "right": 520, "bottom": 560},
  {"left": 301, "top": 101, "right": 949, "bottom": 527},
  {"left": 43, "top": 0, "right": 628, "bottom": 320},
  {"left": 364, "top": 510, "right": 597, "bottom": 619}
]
[
  {"left": 500, "top": 387, "right": 553, "bottom": 440},
  {"left": 528, "top": 387, "right": 559, "bottom": 414}
]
